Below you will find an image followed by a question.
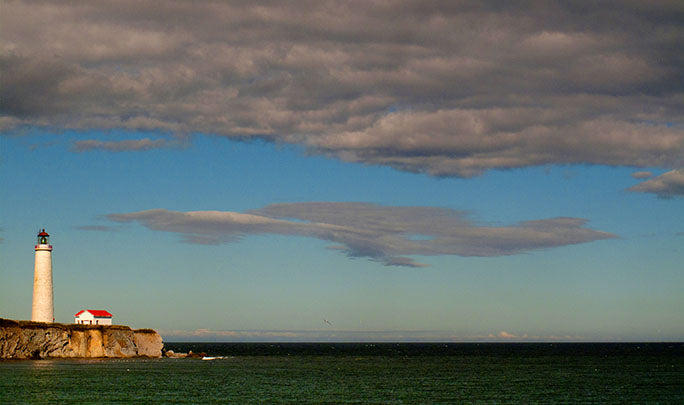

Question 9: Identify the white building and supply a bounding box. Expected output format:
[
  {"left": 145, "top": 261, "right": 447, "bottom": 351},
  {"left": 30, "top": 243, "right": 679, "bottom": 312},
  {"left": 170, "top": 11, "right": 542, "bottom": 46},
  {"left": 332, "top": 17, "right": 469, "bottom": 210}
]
[{"left": 74, "top": 310, "right": 113, "bottom": 325}]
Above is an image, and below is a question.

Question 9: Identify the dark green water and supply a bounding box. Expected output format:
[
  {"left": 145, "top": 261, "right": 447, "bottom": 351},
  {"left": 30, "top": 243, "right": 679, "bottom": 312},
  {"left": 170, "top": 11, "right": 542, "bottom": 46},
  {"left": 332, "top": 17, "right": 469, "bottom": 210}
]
[{"left": 1, "top": 343, "right": 682, "bottom": 403}]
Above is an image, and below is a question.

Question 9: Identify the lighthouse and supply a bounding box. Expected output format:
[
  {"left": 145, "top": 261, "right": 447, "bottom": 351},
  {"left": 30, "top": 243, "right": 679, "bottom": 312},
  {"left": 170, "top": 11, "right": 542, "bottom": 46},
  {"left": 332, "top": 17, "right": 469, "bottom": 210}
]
[{"left": 32, "top": 229, "right": 54, "bottom": 323}]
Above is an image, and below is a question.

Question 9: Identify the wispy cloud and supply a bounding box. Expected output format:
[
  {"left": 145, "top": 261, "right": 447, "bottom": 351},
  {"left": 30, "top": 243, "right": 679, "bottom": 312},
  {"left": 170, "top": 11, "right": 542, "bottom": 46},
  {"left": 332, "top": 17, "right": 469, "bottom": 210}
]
[
  {"left": 108, "top": 202, "right": 616, "bottom": 267},
  {"left": 630, "top": 171, "right": 653, "bottom": 180},
  {"left": 74, "top": 225, "right": 117, "bottom": 232},
  {"left": 1, "top": 2, "right": 682, "bottom": 177},
  {"left": 628, "top": 169, "right": 684, "bottom": 198},
  {"left": 71, "top": 138, "right": 167, "bottom": 152}
]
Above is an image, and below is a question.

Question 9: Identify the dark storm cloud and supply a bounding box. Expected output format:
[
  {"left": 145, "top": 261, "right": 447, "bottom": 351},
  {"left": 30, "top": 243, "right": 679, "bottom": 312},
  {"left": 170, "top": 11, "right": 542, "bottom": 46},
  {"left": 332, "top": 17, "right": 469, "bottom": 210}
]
[
  {"left": 1, "top": 1, "right": 683, "bottom": 176},
  {"left": 108, "top": 202, "right": 616, "bottom": 267}
]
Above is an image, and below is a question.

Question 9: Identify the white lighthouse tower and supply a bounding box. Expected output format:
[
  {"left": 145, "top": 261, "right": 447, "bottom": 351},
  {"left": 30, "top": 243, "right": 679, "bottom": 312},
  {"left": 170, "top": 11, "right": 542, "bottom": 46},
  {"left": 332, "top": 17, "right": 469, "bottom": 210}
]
[{"left": 32, "top": 229, "right": 54, "bottom": 323}]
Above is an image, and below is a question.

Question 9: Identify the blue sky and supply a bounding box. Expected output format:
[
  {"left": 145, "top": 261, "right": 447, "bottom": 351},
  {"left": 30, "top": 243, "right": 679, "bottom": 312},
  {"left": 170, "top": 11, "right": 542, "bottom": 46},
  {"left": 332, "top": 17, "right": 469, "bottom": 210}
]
[
  {"left": 1, "top": 1, "right": 683, "bottom": 341},
  {"left": 2, "top": 132, "right": 682, "bottom": 341}
]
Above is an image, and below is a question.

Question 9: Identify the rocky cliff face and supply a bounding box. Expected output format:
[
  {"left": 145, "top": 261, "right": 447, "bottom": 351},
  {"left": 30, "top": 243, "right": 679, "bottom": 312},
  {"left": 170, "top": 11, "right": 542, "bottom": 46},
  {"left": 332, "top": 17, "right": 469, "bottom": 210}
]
[{"left": 0, "top": 318, "right": 163, "bottom": 359}]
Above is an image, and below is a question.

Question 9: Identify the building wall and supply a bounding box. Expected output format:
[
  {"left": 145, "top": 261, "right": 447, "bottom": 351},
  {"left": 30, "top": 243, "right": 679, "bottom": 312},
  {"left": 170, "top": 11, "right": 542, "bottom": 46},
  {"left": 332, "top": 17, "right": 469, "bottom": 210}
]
[
  {"left": 95, "top": 318, "right": 112, "bottom": 325},
  {"left": 75, "top": 312, "right": 113, "bottom": 325},
  {"left": 76, "top": 312, "right": 95, "bottom": 322}
]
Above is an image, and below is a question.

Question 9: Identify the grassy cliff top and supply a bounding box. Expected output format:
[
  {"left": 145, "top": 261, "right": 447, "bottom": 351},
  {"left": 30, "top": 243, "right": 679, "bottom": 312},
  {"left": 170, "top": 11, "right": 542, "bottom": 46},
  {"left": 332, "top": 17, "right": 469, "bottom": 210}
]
[{"left": 0, "top": 318, "right": 154, "bottom": 333}]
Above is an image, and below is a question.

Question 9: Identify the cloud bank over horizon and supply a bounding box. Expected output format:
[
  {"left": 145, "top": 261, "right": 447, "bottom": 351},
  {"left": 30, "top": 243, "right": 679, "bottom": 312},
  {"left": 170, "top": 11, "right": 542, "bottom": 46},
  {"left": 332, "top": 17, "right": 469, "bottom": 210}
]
[
  {"left": 107, "top": 202, "right": 616, "bottom": 267},
  {"left": 159, "top": 327, "right": 592, "bottom": 343},
  {"left": 1, "top": 1, "right": 683, "bottom": 179}
]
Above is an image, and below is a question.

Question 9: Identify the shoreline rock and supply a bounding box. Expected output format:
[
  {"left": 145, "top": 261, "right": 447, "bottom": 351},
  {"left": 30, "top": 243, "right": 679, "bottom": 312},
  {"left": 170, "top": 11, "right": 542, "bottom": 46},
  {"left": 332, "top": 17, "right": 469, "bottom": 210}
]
[
  {"left": 0, "top": 318, "right": 163, "bottom": 359},
  {"left": 164, "top": 349, "right": 207, "bottom": 358}
]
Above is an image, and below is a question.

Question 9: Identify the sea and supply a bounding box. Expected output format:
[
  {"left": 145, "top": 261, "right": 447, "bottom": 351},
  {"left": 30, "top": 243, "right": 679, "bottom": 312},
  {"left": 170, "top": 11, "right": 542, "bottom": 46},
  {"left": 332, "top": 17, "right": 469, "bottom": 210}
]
[{"left": 1, "top": 343, "right": 682, "bottom": 404}]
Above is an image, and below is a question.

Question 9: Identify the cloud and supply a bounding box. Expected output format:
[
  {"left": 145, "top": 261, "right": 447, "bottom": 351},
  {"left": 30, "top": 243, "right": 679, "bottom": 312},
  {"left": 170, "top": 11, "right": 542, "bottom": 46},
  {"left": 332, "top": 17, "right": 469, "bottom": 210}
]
[
  {"left": 107, "top": 202, "right": 616, "bottom": 267},
  {"left": 631, "top": 171, "right": 653, "bottom": 179},
  {"left": 480, "top": 332, "right": 591, "bottom": 342},
  {"left": 74, "top": 225, "right": 117, "bottom": 232},
  {"left": 159, "top": 328, "right": 464, "bottom": 342},
  {"left": 160, "top": 328, "right": 594, "bottom": 342},
  {"left": 486, "top": 331, "right": 520, "bottom": 339},
  {"left": 1, "top": 2, "right": 682, "bottom": 176},
  {"left": 628, "top": 169, "right": 684, "bottom": 198},
  {"left": 71, "top": 138, "right": 167, "bottom": 152}
]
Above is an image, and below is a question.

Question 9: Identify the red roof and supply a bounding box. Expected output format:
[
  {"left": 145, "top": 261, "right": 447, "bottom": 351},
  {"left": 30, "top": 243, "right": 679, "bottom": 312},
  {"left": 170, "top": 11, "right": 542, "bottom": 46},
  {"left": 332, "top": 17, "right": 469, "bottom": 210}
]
[
  {"left": 75, "top": 309, "right": 113, "bottom": 318},
  {"left": 38, "top": 229, "right": 49, "bottom": 237}
]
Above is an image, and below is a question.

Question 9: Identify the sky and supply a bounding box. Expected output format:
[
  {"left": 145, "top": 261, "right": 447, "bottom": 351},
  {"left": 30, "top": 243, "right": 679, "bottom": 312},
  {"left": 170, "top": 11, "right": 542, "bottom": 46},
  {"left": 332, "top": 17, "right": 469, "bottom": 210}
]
[{"left": 1, "top": 1, "right": 683, "bottom": 342}]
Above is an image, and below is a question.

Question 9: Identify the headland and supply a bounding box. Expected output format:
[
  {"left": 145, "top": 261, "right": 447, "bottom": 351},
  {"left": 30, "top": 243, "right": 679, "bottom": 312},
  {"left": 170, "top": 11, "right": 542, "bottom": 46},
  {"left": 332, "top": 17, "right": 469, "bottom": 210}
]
[{"left": 0, "top": 318, "right": 163, "bottom": 359}]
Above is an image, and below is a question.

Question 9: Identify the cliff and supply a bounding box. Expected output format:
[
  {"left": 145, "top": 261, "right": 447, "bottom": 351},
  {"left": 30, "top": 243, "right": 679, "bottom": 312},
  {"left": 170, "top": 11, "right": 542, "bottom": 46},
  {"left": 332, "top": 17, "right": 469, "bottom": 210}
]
[{"left": 0, "top": 318, "right": 163, "bottom": 359}]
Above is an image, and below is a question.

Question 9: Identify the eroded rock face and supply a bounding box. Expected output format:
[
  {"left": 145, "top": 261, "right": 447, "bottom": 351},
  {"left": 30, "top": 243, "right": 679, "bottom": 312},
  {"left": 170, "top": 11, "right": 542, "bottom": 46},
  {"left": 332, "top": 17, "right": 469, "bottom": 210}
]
[
  {"left": 0, "top": 323, "right": 71, "bottom": 359},
  {"left": 0, "top": 318, "right": 163, "bottom": 359},
  {"left": 104, "top": 328, "right": 137, "bottom": 357},
  {"left": 134, "top": 330, "right": 163, "bottom": 357}
]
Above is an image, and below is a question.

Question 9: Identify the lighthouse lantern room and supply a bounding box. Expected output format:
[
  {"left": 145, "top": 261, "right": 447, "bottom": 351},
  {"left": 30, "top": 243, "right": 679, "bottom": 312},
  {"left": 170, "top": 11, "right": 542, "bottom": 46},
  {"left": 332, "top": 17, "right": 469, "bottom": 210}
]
[{"left": 37, "top": 229, "right": 50, "bottom": 246}]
